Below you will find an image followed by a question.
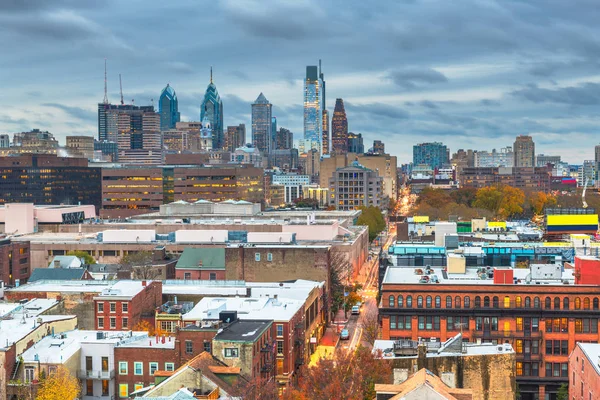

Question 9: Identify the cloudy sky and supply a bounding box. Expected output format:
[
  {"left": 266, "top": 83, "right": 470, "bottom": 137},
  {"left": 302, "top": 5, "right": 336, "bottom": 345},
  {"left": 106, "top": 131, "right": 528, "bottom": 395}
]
[{"left": 2, "top": 0, "right": 600, "bottom": 164}]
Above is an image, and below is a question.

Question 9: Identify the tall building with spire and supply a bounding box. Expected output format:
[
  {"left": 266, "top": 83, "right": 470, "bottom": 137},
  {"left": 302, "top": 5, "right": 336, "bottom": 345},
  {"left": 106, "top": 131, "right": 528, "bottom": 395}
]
[
  {"left": 251, "top": 93, "right": 272, "bottom": 153},
  {"left": 159, "top": 84, "right": 180, "bottom": 131},
  {"left": 200, "top": 68, "right": 224, "bottom": 149},
  {"left": 331, "top": 98, "right": 348, "bottom": 154},
  {"left": 303, "top": 61, "right": 325, "bottom": 152}
]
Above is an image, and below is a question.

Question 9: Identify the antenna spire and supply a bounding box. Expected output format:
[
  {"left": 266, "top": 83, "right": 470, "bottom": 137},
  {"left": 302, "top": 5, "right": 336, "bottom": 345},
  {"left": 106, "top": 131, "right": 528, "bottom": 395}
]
[
  {"left": 210, "top": 66, "right": 213, "bottom": 83},
  {"left": 103, "top": 59, "right": 108, "bottom": 104},
  {"left": 119, "top": 74, "right": 124, "bottom": 105}
]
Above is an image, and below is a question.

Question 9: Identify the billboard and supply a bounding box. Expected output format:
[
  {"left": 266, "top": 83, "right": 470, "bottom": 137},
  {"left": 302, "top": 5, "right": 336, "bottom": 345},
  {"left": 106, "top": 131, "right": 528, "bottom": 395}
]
[{"left": 546, "top": 214, "right": 599, "bottom": 233}]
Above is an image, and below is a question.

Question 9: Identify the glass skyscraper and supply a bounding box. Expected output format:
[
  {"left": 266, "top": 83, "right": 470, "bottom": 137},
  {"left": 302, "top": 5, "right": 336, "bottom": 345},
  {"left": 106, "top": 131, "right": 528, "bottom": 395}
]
[
  {"left": 303, "top": 61, "right": 325, "bottom": 153},
  {"left": 159, "top": 84, "right": 180, "bottom": 131},
  {"left": 413, "top": 142, "right": 449, "bottom": 169},
  {"left": 200, "top": 69, "right": 224, "bottom": 149},
  {"left": 331, "top": 98, "right": 348, "bottom": 154},
  {"left": 251, "top": 92, "right": 272, "bottom": 153}
]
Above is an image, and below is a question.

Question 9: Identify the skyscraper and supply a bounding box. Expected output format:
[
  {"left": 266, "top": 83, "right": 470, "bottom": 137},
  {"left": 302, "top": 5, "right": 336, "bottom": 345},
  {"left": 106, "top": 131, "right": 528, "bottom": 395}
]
[
  {"left": 513, "top": 135, "right": 535, "bottom": 167},
  {"left": 159, "top": 84, "right": 180, "bottom": 131},
  {"left": 348, "top": 132, "right": 364, "bottom": 154},
  {"left": 373, "top": 140, "right": 385, "bottom": 154},
  {"left": 303, "top": 62, "right": 325, "bottom": 152},
  {"left": 225, "top": 124, "right": 246, "bottom": 151},
  {"left": 200, "top": 68, "right": 224, "bottom": 149},
  {"left": 276, "top": 128, "right": 293, "bottom": 150},
  {"left": 322, "top": 109, "right": 330, "bottom": 155},
  {"left": 413, "top": 142, "right": 449, "bottom": 169},
  {"left": 271, "top": 116, "right": 277, "bottom": 151},
  {"left": 251, "top": 93, "right": 272, "bottom": 153},
  {"left": 331, "top": 98, "right": 348, "bottom": 154},
  {"left": 320, "top": 61, "right": 329, "bottom": 155},
  {"left": 596, "top": 144, "right": 600, "bottom": 188}
]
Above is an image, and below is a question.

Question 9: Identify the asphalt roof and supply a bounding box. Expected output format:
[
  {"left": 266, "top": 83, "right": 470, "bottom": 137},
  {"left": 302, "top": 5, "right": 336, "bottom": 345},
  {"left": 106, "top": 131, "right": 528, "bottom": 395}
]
[
  {"left": 213, "top": 320, "right": 272, "bottom": 343},
  {"left": 176, "top": 248, "right": 226, "bottom": 270},
  {"left": 29, "top": 268, "right": 87, "bottom": 282}
]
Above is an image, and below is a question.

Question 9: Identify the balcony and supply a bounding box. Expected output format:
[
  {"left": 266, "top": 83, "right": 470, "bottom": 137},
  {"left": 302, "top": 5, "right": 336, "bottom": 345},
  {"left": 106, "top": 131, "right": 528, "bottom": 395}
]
[{"left": 78, "top": 370, "right": 115, "bottom": 380}]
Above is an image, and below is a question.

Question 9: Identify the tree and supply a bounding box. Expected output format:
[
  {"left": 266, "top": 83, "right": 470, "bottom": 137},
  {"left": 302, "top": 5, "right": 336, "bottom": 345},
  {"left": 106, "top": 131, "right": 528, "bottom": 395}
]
[
  {"left": 66, "top": 250, "right": 96, "bottom": 265},
  {"left": 449, "top": 187, "right": 477, "bottom": 207},
  {"left": 329, "top": 252, "right": 352, "bottom": 319},
  {"left": 119, "top": 251, "right": 161, "bottom": 279},
  {"left": 132, "top": 320, "right": 155, "bottom": 336},
  {"left": 556, "top": 383, "right": 568, "bottom": 400},
  {"left": 473, "top": 185, "right": 525, "bottom": 219},
  {"left": 473, "top": 186, "right": 504, "bottom": 216},
  {"left": 36, "top": 366, "right": 80, "bottom": 400},
  {"left": 527, "top": 191, "right": 557, "bottom": 215},
  {"left": 294, "top": 197, "right": 319, "bottom": 209},
  {"left": 357, "top": 206, "right": 386, "bottom": 241},
  {"left": 417, "top": 187, "right": 452, "bottom": 208},
  {"left": 359, "top": 305, "right": 379, "bottom": 345}
]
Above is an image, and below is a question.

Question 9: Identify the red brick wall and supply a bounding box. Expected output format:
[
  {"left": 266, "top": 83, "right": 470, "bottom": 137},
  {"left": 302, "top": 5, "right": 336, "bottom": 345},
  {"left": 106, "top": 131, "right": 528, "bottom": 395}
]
[
  {"left": 0, "top": 240, "right": 30, "bottom": 285},
  {"left": 174, "top": 269, "right": 225, "bottom": 280},
  {"left": 569, "top": 344, "right": 600, "bottom": 400},
  {"left": 175, "top": 328, "right": 218, "bottom": 363}
]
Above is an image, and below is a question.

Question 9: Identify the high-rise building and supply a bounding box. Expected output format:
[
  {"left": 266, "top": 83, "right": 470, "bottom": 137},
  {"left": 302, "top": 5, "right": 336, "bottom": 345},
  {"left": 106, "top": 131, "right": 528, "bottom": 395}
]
[
  {"left": 303, "top": 63, "right": 325, "bottom": 152},
  {"left": 271, "top": 117, "right": 277, "bottom": 151},
  {"left": 596, "top": 145, "right": 600, "bottom": 188},
  {"left": 474, "top": 147, "right": 513, "bottom": 168},
  {"left": 159, "top": 84, "right": 180, "bottom": 131},
  {"left": 94, "top": 140, "right": 119, "bottom": 162},
  {"left": 200, "top": 69, "right": 224, "bottom": 149},
  {"left": 329, "top": 161, "right": 384, "bottom": 210},
  {"left": 269, "top": 149, "right": 299, "bottom": 171},
  {"left": 11, "top": 129, "right": 59, "bottom": 154},
  {"left": 251, "top": 93, "right": 272, "bottom": 154},
  {"left": 322, "top": 109, "right": 330, "bottom": 155},
  {"left": 275, "top": 128, "right": 293, "bottom": 150},
  {"left": 413, "top": 142, "right": 449, "bottom": 169},
  {"left": 347, "top": 132, "right": 364, "bottom": 154},
  {"left": 373, "top": 140, "right": 385, "bottom": 154},
  {"left": 536, "top": 154, "right": 561, "bottom": 167},
  {"left": 320, "top": 61, "right": 328, "bottom": 155},
  {"left": 0, "top": 134, "right": 9, "bottom": 148},
  {"left": 299, "top": 148, "right": 320, "bottom": 182},
  {"left": 115, "top": 109, "right": 163, "bottom": 164},
  {"left": 225, "top": 124, "right": 246, "bottom": 151},
  {"left": 66, "top": 135, "right": 95, "bottom": 160},
  {"left": 513, "top": 135, "right": 535, "bottom": 167},
  {"left": 331, "top": 98, "right": 348, "bottom": 154}
]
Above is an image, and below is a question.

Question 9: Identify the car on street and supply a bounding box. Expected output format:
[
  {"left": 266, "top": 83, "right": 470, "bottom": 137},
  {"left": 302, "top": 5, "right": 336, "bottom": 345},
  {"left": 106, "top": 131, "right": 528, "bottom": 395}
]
[
  {"left": 340, "top": 329, "right": 350, "bottom": 340},
  {"left": 351, "top": 305, "right": 360, "bottom": 315}
]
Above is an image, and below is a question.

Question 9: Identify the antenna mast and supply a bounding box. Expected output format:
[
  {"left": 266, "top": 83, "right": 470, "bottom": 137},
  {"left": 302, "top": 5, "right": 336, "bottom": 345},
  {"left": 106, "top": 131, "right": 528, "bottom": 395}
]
[
  {"left": 119, "top": 74, "right": 124, "bottom": 105},
  {"left": 103, "top": 59, "right": 108, "bottom": 104}
]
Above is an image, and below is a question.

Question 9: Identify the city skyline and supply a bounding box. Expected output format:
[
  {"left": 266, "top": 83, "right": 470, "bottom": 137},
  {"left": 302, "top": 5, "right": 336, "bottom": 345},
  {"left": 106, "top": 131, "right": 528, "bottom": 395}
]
[{"left": 2, "top": 1, "right": 600, "bottom": 163}]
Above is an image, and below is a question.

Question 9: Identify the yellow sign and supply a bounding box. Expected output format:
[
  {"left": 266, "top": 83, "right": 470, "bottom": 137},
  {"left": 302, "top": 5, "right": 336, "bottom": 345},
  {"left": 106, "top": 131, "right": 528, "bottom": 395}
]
[{"left": 413, "top": 216, "right": 429, "bottom": 223}]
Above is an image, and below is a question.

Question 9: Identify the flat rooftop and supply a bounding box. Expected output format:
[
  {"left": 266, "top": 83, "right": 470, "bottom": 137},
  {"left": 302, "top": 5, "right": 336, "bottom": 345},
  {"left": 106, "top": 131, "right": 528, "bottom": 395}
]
[
  {"left": 163, "top": 279, "right": 323, "bottom": 299},
  {"left": 213, "top": 320, "right": 271, "bottom": 343},
  {"left": 8, "top": 280, "right": 155, "bottom": 298},
  {"left": 118, "top": 335, "right": 176, "bottom": 349}
]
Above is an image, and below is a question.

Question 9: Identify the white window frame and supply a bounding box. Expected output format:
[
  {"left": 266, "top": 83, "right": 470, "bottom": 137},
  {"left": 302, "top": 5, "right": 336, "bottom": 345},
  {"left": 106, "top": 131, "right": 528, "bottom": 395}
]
[
  {"left": 122, "top": 303, "right": 128, "bottom": 313},
  {"left": 98, "top": 302, "right": 104, "bottom": 312},
  {"left": 276, "top": 324, "right": 284, "bottom": 337},
  {"left": 98, "top": 317, "right": 104, "bottom": 329},
  {"left": 134, "top": 362, "right": 143, "bottom": 376},
  {"left": 24, "top": 367, "right": 34, "bottom": 383},
  {"left": 224, "top": 348, "right": 239, "bottom": 358},
  {"left": 255, "top": 253, "right": 261, "bottom": 261},
  {"left": 165, "top": 362, "right": 175, "bottom": 372},
  {"left": 118, "top": 361, "right": 128, "bottom": 375},
  {"left": 119, "top": 383, "right": 129, "bottom": 398},
  {"left": 110, "top": 302, "right": 116, "bottom": 313},
  {"left": 149, "top": 362, "right": 158, "bottom": 376},
  {"left": 122, "top": 317, "right": 128, "bottom": 329},
  {"left": 267, "top": 253, "right": 273, "bottom": 262}
]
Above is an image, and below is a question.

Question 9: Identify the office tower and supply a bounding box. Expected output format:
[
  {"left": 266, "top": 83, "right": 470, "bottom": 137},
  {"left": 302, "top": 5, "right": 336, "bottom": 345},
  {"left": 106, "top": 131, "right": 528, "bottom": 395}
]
[
  {"left": 579, "top": 161, "right": 596, "bottom": 187},
  {"left": 11, "top": 129, "right": 59, "bottom": 154},
  {"left": 0, "top": 134, "right": 9, "bottom": 148},
  {"left": 299, "top": 148, "right": 320, "bottom": 182},
  {"left": 536, "top": 154, "right": 561, "bottom": 167},
  {"left": 322, "top": 109, "right": 330, "bottom": 155},
  {"left": 303, "top": 62, "right": 324, "bottom": 152},
  {"left": 513, "top": 135, "right": 535, "bottom": 167},
  {"left": 413, "top": 142, "right": 449, "bottom": 169},
  {"left": 200, "top": 68, "right": 224, "bottom": 149},
  {"left": 276, "top": 128, "right": 293, "bottom": 150},
  {"left": 116, "top": 109, "right": 163, "bottom": 164},
  {"left": 251, "top": 93, "right": 272, "bottom": 153},
  {"left": 474, "top": 147, "right": 513, "bottom": 168},
  {"left": 347, "top": 132, "right": 364, "bottom": 154},
  {"left": 94, "top": 140, "right": 118, "bottom": 162},
  {"left": 225, "top": 124, "right": 246, "bottom": 151},
  {"left": 269, "top": 149, "right": 299, "bottom": 171},
  {"left": 159, "top": 84, "right": 180, "bottom": 131},
  {"left": 331, "top": 99, "right": 348, "bottom": 154},
  {"left": 272, "top": 173, "right": 311, "bottom": 203},
  {"left": 66, "top": 136, "right": 95, "bottom": 160},
  {"left": 329, "top": 161, "right": 384, "bottom": 211},
  {"left": 596, "top": 145, "right": 600, "bottom": 188},
  {"left": 373, "top": 140, "right": 385, "bottom": 154},
  {"left": 271, "top": 117, "right": 277, "bottom": 151}
]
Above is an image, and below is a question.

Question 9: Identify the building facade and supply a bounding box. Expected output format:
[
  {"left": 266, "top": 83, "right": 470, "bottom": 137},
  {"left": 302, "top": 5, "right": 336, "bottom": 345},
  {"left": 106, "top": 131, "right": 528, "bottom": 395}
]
[
  {"left": 251, "top": 93, "right": 272, "bottom": 154},
  {"left": 225, "top": 124, "right": 246, "bottom": 152},
  {"left": 514, "top": 135, "right": 535, "bottom": 167},
  {"left": 0, "top": 239, "right": 30, "bottom": 286},
  {"left": 329, "top": 162, "right": 384, "bottom": 210},
  {"left": 159, "top": 84, "right": 180, "bottom": 131},
  {"left": 303, "top": 64, "right": 324, "bottom": 152},
  {"left": 569, "top": 343, "right": 600, "bottom": 400},
  {"left": 200, "top": 71, "right": 224, "bottom": 149},
  {"left": 373, "top": 140, "right": 385, "bottom": 154},
  {"left": 331, "top": 98, "right": 348, "bottom": 154},
  {"left": 413, "top": 142, "right": 449, "bottom": 169},
  {"left": 474, "top": 147, "right": 514, "bottom": 168},
  {"left": 66, "top": 136, "right": 95, "bottom": 160},
  {"left": 347, "top": 132, "right": 364, "bottom": 154},
  {"left": 275, "top": 127, "right": 293, "bottom": 150},
  {"left": 272, "top": 174, "right": 311, "bottom": 204}
]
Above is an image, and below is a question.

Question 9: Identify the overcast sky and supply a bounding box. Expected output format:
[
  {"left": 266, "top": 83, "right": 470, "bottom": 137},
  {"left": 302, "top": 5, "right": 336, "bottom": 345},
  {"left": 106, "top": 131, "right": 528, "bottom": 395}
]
[{"left": 2, "top": 0, "right": 600, "bottom": 164}]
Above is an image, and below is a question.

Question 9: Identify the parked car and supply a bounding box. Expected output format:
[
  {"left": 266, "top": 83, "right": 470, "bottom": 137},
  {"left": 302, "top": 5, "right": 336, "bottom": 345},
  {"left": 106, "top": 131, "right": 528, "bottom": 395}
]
[
  {"left": 340, "top": 329, "right": 350, "bottom": 340},
  {"left": 351, "top": 305, "right": 360, "bottom": 315}
]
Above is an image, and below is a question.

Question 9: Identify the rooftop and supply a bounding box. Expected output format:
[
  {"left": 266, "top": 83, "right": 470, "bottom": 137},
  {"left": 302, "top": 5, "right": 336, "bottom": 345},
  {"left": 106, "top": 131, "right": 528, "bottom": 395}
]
[
  {"left": 578, "top": 343, "right": 600, "bottom": 376},
  {"left": 8, "top": 280, "right": 156, "bottom": 298},
  {"left": 213, "top": 319, "right": 272, "bottom": 343},
  {"left": 163, "top": 279, "right": 323, "bottom": 299},
  {"left": 118, "top": 335, "right": 176, "bottom": 349}
]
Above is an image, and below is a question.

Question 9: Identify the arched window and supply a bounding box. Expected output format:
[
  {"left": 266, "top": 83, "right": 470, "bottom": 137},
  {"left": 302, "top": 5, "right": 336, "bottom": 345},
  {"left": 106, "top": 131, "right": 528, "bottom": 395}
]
[
  {"left": 534, "top": 297, "right": 540, "bottom": 308},
  {"left": 389, "top": 295, "right": 395, "bottom": 308},
  {"left": 464, "top": 296, "right": 470, "bottom": 308},
  {"left": 525, "top": 297, "right": 531, "bottom": 308},
  {"left": 426, "top": 296, "right": 432, "bottom": 308},
  {"left": 545, "top": 297, "right": 552, "bottom": 310},
  {"left": 554, "top": 297, "right": 560, "bottom": 310},
  {"left": 435, "top": 296, "right": 441, "bottom": 308},
  {"left": 584, "top": 298, "right": 590, "bottom": 310},
  {"left": 594, "top": 298, "right": 599, "bottom": 310},
  {"left": 516, "top": 296, "right": 522, "bottom": 308},
  {"left": 406, "top": 296, "right": 413, "bottom": 308},
  {"left": 575, "top": 297, "right": 581, "bottom": 310},
  {"left": 504, "top": 296, "right": 511, "bottom": 308},
  {"left": 563, "top": 297, "right": 569, "bottom": 310},
  {"left": 492, "top": 296, "right": 498, "bottom": 308},
  {"left": 455, "top": 296, "right": 461, "bottom": 309},
  {"left": 484, "top": 296, "right": 490, "bottom": 308},
  {"left": 417, "top": 296, "right": 423, "bottom": 308},
  {"left": 475, "top": 296, "right": 481, "bottom": 308},
  {"left": 398, "top": 296, "right": 403, "bottom": 308},
  {"left": 446, "top": 296, "right": 452, "bottom": 308}
]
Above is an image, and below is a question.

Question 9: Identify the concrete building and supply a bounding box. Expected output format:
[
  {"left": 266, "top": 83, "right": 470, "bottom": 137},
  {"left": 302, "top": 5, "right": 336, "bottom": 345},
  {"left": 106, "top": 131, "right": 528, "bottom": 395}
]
[
  {"left": 514, "top": 135, "right": 535, "bottom": 167},
  {"left": 9, "top": 129, "right": 59, "bottom": 155},
  {"left": 251, "top": 93, "right": 272, "bottom": 154},
  {"left": 373, "top": 140, "right": 385, "bottom": 154},
  {"left": 272, "top": 174, "right": 311, "bottom": 204},
  {"left": 0, "top": 203, "right": 95, "bottom": 235},
  {"left": 459, "top": 166, "right": 551, "bottom": 191},
  {"left": 298, "top": 148, "right": 320, "bottom": 183},
  {"left": 0, "top": 134, "right": 10, "bottom": 148},
  {"left": 536, "top": 154, "right": 561, "bottom": 167},
  {"left": 569, "top": 343, "right": 600, "bottom": 400},
  {"left": 304, "top": 185, "right": 330, "bottom": 208},
  {"left": 94, "top": 140, "right": 119, "bottom": 162},
  {"left": 347, "top": 132, "right": 364, "bottom": 154},
  {"left": 329, "top": 161, "right": 384, "bottom": 210},
  {"left": 66, "top": 135, "right": 95, "bottom": 160},
  {"left": 225, "top": 124, "right": 246, "bottom": 152},
  {"left": 269, "top": 148, "right": 299, "bottom": 171},
  {"left": 474, "top": 147, "right": 513, "bottom": 168},
  {"left": 230, "top": 145, "right": 265, "bottom": 168}
]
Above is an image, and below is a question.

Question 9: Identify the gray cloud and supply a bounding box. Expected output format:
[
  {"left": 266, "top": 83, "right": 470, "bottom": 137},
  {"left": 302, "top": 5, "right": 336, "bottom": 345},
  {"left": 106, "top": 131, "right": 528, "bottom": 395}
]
[
  {"left": 386, "top": 68, "right": 448, "bottom": 89},
  {"left": 346, "top": 102, "right": 410, "bottom": 120},
  {"left": 42, "top": 103, "right": 96, "bottom": 122},
  {"left": 511, "top": 83, "right": 600, "bottom": 105}
]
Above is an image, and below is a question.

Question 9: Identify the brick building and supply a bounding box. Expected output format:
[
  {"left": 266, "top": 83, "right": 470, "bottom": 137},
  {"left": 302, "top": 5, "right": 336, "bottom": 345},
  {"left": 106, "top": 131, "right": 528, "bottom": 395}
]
[
  {"left": 0, "top": 238, "right": 30, "bottom": 286},
  {"left": 459, "top": 166, "right": 551, "bottom": 191},
  {"left": 93, "top": 280, "right": 163, "bottom": 331},
  {"left": 379, "top": 262, "right": 600, "bottom": 400},
  {"left": 569, "top": 343, "right": 600, "bottom": 400}
]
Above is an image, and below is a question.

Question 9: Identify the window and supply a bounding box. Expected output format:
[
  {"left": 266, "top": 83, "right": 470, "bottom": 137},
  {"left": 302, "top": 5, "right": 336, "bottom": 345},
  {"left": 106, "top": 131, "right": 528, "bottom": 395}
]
[
  {"left": 515, "top": 296, "right": 522, "bottom": 308},
  {"left": 545, "top": 297, "right": 551, "bottom": 309},
  {"left": 86, "top": 380, "right": 93, "bottom": 396},
  {"left": 277, "top": 324, "right": 284, "bottom": 337},
  {"left": 209, "top": 272, "right": 216, "bottom": 281},
  {"left": 98, "top": 302, "right": 104, "bottom": 312},
  {"left": 484, "top": 296, "right": 490, "bottom": 307},
  {"left": 25, "top": 367, "right": 34, "bottom": 383},
  {"left": 102, "top": 380, "right": 109, "bottom": 396},
  {"left": 525, "top": 297, "right": 531, "bottom": 308},
  {"left": 575, "top": 318, "right": 598, "bottom": 333},
  {"left": 475, "top": 317, "right": 482, "bottom": 331},
  {"left": 389, "top": 295, "right": 395, "bottom": 307},
  {"left": 255, "top": 253, "right": 261, "bottom": 261},
  {"left": 149, "top": 362, "right": 158, "bottom": 376},
  {"left": 110, "top": 302, "right": 116, "bottom": 313},
  {"left": 435, "top": 296, "right": 441, "bottom": 308},
  {"left": 98, "top": 317, "right": 104, "bottom": 329},
  {"left": 134, "top": 384, "right": 143, "bottom": 392},
  {"left": 455, "top": 296, "right": 461, "bottom": 308},
  {"left": 516, "top": 317, "right": 523, "bottom": 331},
  {"left": 534, "top": 297, "right": 540, "bottom": 308},
  {"left": 464, "top": 296, "right": 470, "bottom": 308},
  {"left": 447, "top": 316, "right": 468, "bottom": 331},
  {"left": 122, "top": 317, "right": 128, "bottom": 329},
  {"left": 563, "top": 297, "right": 569, "bottom": 310},
  {"left": 185, "top": 340, "right": 193, "bottom": 354},
  {"left": 165, "top": 363, "right": 175, "bottom": 372},
  {"left": 134, "top": 362, "right": 143, "bottom": 375},
  {"left": 122, "top": 303, "right": 128, "bottom": 313},
  {"left": 203, "top": 341, "right": 211, "bottom": 353},
  {"left": 503, "top": 296, "right": 510, "bottom": 308},
  {"left": 110, "top": 317, "right": 116, "bottom": 329},
  {"left": 396, "top": 316, "right": 411, "bottom": 330},
  {"left": 398, "top": 296, "right": 403, "bottom": 308},
  {"left": 516, "top": 362, "right": 523, "bottom": 376},
  {"left": 267, "top": 253, "right": 273, "bottom": 262},
  {"left": 277, "top": 340, "right": 284, "bottom": 355},
  {"left": 446, "top": 296, "right": 452, "bottom": 308},
  {"left": 493, "top": 296, "right": 499, "bottom": 308},
  {"left": 225, "top": 348, "right": 239, "bottom": 357},
  {"left": 119, "top": 384, "right": 129, "bottom": 398},
  {"left": 406, "top": 296, "right": 412, "bottom": 308},
  {"left": 417, "top": 296, "right": 423, "bottom": 308},
  {"left": 184, "top": 272, "right": 191, "bottom": 280},
  {"left": 474, "top": 296, "right": 481, "bottom": 308},
  {"left": 426, "top": 296, "right": 432, "bottom": 308},
  {"left": 554, "top": 297, "right": 560, "bottom": 310},
  {"left": 594, "top": 298, "right": 599, "bottom": 310},
  {"left": 575, "top": 297, "right": 581, "bottom": 309},
  {"left": 119, "top": 361, "right": 128, "bottom": 375},
  {"left": 584, "top": 297, "right": 590, "bottom": 310},
  {"left": 417, "top": 316, "right": 440, "bottom": 330},
  {"left": 390, "top": 315, "right": 397, "bottom": 329}
]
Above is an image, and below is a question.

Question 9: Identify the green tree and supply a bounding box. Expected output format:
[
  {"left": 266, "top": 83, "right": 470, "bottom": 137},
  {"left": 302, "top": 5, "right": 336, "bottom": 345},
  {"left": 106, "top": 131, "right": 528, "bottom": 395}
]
[
  {"left": 357, "top": 206, "right": 386, "bottom": 241},
  {"left": 449, "top": 187, "right": 478, "bottom": 207},
  {"left": 556, "top": 383, "right": 568, "bottom": 400},
  {"left": 473, "top": 185, "right": 525, "bottom": 219},
  {"left": 66, "top": 250, "right": 96, "bottom": 265}
]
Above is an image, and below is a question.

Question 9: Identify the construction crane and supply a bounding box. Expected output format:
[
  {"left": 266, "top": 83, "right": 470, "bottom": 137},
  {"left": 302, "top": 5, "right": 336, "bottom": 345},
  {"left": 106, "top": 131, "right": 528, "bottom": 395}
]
[
  {"left": 582, "top": 177, "right": 590, "bottom": 208},
  {"left": 119, "top": 74, "right": 124, "bottom": 105}
]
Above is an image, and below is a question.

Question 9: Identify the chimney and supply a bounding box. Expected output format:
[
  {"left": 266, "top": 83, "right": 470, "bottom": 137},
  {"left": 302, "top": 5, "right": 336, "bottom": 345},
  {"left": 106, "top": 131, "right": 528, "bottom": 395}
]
[
  {"left": 142, "top": 280, "right": 147, "bottom": 287},
  {"left": 417, "top": 343, "right": 427, "bottom": 370},
  {"left": 53, "top": 259, "right": 61, "bottom": 268}
]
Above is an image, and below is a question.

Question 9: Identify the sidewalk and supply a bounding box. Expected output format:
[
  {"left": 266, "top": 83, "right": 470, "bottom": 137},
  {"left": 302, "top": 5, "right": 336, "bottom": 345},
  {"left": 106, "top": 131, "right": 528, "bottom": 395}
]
[{"left": 308, "top": 326, "right": 339, "bottom": 366}]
